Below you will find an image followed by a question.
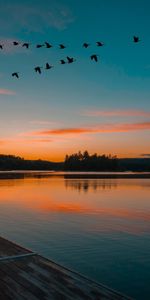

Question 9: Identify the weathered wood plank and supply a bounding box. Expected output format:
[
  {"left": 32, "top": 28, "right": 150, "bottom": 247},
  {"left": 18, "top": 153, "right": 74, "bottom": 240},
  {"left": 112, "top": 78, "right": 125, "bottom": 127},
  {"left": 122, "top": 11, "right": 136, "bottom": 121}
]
[
  {"left": 0, "top": 252, "right": 37, "bottom": 262},
  {"left": 0, "top": 236, "right": 31, "bottom": 257}
]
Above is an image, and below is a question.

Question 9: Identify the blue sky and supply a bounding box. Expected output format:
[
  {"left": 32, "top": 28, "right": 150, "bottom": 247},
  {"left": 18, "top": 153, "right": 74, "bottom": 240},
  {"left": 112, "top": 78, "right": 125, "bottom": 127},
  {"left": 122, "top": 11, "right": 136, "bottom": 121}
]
[{"left": 0, "top": 0, "right": 150, "bottom": 160}]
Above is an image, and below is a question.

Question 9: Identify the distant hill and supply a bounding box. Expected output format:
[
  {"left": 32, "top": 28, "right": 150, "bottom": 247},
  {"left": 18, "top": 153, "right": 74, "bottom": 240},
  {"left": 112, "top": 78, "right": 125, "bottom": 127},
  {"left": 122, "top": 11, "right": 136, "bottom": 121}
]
[
  {"left": 0, "top": 155, "right": 63, "bottom": 171},
  {"left": 118, "top": 158, "right": 150, "bottom": 172}
]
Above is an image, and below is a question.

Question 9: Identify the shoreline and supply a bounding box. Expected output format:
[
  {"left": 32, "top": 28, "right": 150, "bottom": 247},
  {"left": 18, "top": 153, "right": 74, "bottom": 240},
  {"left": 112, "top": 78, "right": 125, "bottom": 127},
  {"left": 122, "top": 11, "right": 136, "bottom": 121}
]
[{"left": 0, "top": 170, "right": 150, "bottom": 179}]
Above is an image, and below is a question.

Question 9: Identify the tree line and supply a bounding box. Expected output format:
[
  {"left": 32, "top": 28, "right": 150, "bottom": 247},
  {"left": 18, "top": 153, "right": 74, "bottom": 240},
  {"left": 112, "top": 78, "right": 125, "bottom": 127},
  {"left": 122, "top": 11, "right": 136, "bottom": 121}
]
[
  {"left": 0, "top": 155, "right": 62, "bottom": 171},
  {"left": 64, "top": 151, "right": 118, "bottom": 171},
  {"left": 0, "top": 153, "right": 150, "bottom": 171}
]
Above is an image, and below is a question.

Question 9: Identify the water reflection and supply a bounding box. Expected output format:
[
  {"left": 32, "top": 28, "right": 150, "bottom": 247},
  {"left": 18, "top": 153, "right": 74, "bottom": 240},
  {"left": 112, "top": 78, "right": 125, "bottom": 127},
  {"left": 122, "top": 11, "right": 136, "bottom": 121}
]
[
  {"left": 0, "top": 175, "right": 149, "bottom": 225},
  {"left": 65, "top": 179, "right": 118, "bottom": 192}
]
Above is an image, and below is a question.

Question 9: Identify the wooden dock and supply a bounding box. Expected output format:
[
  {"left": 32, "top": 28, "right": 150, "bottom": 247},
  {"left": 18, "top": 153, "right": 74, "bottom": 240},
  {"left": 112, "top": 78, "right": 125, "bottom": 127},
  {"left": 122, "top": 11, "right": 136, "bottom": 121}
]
[{"left": 0, "top": 236, "right": 132, "bottom": 300}]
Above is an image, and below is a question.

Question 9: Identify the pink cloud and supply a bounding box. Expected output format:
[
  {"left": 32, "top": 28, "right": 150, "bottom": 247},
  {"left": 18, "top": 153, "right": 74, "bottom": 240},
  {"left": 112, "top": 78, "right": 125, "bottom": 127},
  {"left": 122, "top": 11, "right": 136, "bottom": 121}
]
[
  {"left": 82, "top": 109, "right": 150, "bottom": 117},
  {"left": 26, "top": 121, "right": 150, "bottom": 137},
  {"left": 0, "top": 88, "right": 16, "bottom": 95}
]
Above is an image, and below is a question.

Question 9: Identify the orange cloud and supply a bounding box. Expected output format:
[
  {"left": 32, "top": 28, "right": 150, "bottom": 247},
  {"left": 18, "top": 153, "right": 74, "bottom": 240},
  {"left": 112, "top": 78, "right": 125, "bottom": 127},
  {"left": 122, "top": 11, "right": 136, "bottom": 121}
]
[
  {"left": 28, "top": 121, "right": 150, "bottom": 136},
  {"left": 0, "top": 88, "right": 16, "bottom": 95},
  {"left": 82, "top": 109, "right": 150, "bottom": 117},
  {"left": 39, "top": 128, "right": 93, "bottom": 135}
]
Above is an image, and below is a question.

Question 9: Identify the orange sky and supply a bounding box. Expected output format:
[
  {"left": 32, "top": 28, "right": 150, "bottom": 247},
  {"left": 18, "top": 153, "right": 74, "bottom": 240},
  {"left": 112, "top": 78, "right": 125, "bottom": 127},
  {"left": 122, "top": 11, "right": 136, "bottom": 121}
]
[{"left": 0, "top": 118, "right": 150, "bottom": 161}]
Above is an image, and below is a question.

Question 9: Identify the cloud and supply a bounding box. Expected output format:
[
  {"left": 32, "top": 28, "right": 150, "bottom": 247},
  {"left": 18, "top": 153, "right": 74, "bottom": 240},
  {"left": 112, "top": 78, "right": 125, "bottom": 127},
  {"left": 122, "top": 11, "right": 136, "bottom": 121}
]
[
  {"left": 82, "top": 109, "right": 150, "bottom": 117},
  {"left": 114, "top": 122, "right": 150, "bottom": 132},
  {"left": 26, "top": 121, "right": 150, "bottom": 137},
  {"left": 39, "top": 128, "right": 93, "bottom": 135},
  {"left": 0, "top": 2, "right": 74, "bottom": 33},
  {"left": 0, "top": 88, "right": 16, "bottom": 95},
  {"left": 0, "top": 137, "right": 52, "bottom": 145},
  {"left": 140, "top": 154, "right": 150, "bottom": 157}
]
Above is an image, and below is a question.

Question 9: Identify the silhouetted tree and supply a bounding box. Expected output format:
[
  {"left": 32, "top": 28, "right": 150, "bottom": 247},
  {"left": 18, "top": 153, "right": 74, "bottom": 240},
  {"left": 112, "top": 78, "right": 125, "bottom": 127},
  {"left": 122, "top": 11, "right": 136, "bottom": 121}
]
[{"left": 64, "top": 151, "right": 119, "bottom": 171}]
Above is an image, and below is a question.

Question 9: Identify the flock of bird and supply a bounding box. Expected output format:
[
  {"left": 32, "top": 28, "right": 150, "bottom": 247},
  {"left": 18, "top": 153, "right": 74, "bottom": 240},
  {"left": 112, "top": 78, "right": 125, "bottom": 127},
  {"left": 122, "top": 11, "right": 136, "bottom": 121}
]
[{"left": 0, "top": 36, "right": 141, "bottom": 78}]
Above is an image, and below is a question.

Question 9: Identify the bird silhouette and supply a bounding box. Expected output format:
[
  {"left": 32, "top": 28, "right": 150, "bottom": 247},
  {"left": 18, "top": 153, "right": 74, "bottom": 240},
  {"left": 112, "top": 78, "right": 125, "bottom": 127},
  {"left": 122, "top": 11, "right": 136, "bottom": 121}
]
[
  {"left": 96, "top": 41, "right": 104, "bottom": 46},
  {"left": 0, "top": 44, "right": 3, "bottom": 49},
  {"left": 12, "top": 72, "right": 19, "bottom": 78},
  {"left": 60, "top": 59, "right": 66, "bottom": 64},
  {"left": 67, "top": 56, "right": 76, "bottom": 64},
  {"left": 133, "top": 36, "right": 140, "bottom": 43},
  {"left": 83, "top": 43, "right": 90, "bottom": 48},
  {"left": 36, "top": 44, "right": 44, "bottom": 48},
  {"left": 45, "top": 42, "right": 52, "bottom": 48},
  {"left": 34, "top": 66, "right": 42, "bottom": 74},
  {"left": 13, "top": 41, "right": 19, "bottom": 46},
  {"left": 59, "top": 44, "right": 66, "bottom": 49},
  {"left": 22, "top": 43, "right": 30, "bottom": 49},
  {"left": 45, "top": 63, "right": 53, "bottom": 70},
  {"left": 90, "top": 54, "right": 99, "bottom": 62}
]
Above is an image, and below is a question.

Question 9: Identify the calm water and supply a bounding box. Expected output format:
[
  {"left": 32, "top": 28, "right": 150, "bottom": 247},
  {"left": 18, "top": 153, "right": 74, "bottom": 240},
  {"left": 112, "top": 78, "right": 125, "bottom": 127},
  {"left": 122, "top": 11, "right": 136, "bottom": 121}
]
[{"left": 0, "top": 173, "right": 150, "bottom": 299}]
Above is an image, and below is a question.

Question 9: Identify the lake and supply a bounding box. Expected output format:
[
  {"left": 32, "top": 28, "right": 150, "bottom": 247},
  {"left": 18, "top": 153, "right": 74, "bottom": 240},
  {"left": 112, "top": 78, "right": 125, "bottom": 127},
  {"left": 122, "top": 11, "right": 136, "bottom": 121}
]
[{"left": 0, "top": 172, "right": 150, "bottom": 299}]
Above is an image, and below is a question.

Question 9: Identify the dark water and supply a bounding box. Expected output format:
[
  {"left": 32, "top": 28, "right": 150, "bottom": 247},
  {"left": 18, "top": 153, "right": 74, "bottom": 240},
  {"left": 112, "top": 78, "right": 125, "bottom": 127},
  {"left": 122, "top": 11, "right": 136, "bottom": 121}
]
[{"left": 0, "top": 173, "right": 150, "bottom": 299}]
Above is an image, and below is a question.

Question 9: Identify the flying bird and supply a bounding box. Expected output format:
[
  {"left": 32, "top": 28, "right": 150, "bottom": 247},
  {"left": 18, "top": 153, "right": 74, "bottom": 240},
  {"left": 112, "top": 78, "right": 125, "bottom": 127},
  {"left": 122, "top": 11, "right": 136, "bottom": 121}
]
[
  {"left": 59, "top": 44, "right": 66, "bottom": 49},
  {"left": 34, "top": 66, "right": 42, "bottom": 74},
  {"left": 83, "top": 43, "right": 90, "bottom": 48},
  {"left": 13, "top": 41, "right": 19, "bottom": 46},
  {"left": 22, "top": 43, "right": 30, "bottom": 49},
  {"left": 45, "top": 63, "right": 53, "bottom": 70},
  {"left": 12, "top": 72, "right": 19, "bottom": 78},
  {"left": 96, "top": 41, "right": 104, "bottom": 46},
  {"left": 133, "top": 36, "right": 140, "bottom": 43},
  {"left": 45, "top": 42, "right": 52, "bottom": 48},
  {"left": 60, "top": 59, "right": 66, "bottom": 64},
  {"left": 36, "top": 44, "right": 44, "bottom": 48},
  {"left": 67, "top": 56, "right": 76, "bottom": 64},
  {"left": 90, "top": 54, "right": 99, "bottom": 62}
]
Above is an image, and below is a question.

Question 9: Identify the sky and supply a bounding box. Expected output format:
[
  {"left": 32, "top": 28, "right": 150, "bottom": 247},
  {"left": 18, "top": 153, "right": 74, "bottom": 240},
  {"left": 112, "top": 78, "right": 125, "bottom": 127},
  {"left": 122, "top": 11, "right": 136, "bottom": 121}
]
[{"left": 0, "top": 0, "right": 150, "bottom": 161}]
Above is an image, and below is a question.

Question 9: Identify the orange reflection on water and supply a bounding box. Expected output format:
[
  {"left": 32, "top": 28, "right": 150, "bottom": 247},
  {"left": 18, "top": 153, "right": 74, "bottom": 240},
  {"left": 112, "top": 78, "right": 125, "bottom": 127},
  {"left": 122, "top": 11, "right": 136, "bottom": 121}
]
[{"left": 0, "top": 176, "right": 150, "bottom": 223}]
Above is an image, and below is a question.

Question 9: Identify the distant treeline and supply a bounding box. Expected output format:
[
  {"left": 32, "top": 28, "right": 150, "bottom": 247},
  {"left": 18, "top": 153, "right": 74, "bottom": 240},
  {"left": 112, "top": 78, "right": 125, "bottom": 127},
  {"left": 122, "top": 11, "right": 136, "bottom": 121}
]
[
  {"left": 64, "top": 151, "right": 118, "bottom": 171},
  {"left": 64, "top": 151, "right": 150, "bottom": 171},
  {"left": 0, "top": 152, "right": 150, "bottom": 171},
  {"left": 0, "top": 155, "right": 62, "bottom": 171}
]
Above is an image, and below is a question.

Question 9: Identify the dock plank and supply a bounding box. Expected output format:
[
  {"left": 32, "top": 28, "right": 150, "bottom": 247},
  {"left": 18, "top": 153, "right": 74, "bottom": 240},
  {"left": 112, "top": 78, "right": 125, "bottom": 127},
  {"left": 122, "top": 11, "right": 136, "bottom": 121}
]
[
  {"left": 0, "top": 237, "right": 30, "bottom": 257},
  {"left": 0, "top": 237, "right": 133, "bottom": 300}
]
